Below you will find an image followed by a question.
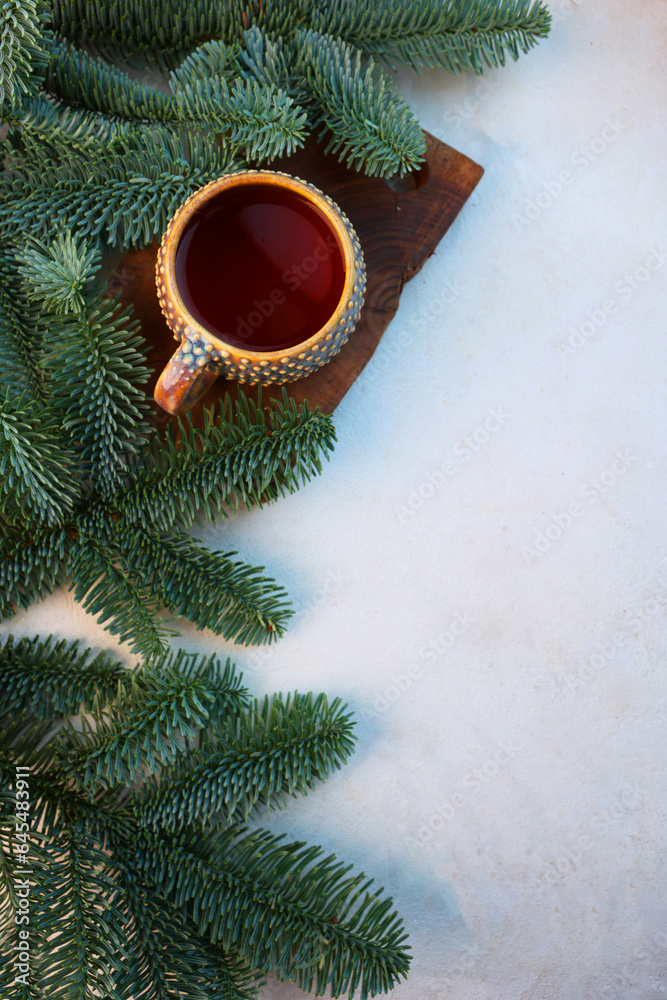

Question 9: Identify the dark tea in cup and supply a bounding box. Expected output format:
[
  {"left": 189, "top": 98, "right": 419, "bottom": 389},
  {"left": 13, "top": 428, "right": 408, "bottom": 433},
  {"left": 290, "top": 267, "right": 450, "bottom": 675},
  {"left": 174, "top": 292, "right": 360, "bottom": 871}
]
[
  {"left": 154, "top": 170, "right": 366, "bottom": 415},
  {"left": 174, "top": 183, "right": 348, "bottom": 353}
]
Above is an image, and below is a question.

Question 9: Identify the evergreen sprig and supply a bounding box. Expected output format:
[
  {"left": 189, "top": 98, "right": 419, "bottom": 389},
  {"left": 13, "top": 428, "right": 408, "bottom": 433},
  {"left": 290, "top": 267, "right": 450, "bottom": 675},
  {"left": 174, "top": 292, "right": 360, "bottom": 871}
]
[
  {"left": 114, "top": 526, "right": 293, "bottom": 646},
  {"left": 0, "top": 522, "right": 71, "bottom": 620},
  {"left": 0, "top": 232, "right": 335, "bottom": 652},
  {"left": 0, "top": 129, "right": 238, "bottom": 250},
  {"left": 0, "top": 389, "right": 79, "bottom": 527},
  {"left": 137, "top": 827, "right": 409, "bottom": 998},
  {"left": 0, "top": 0, "right": 553, "bottom": 234},
  {"left": 310, "top": 0, "right": 552, "bottom": 73},
  {"left": 43, "top": 298, "right": 150, "bottom": 495},
  {"left": 0, "top": 633, "right": 128, "bottom": 718},
  {"left": 5, "top": 0, "right": 550, "bottom": 185},
  {"left": 17, "top": 231, "right": 101, "bottom": 315},
  {"left": 170, "top": 37, "right": 241, "bottom": 88},
  {"left": 0, "top": 0, "right": 50, "bottom": 112},
  {"left": 67, "top": 531, "right": 179, "bottom": 660},
  {"left": 46, "top": 38, "right": 307, "bottom": 164},
  {"left": 237, "top": 28, "right": 293, "bottom": 93},
  {"left": 114, "top": 391, "right": 336, "bottom": 532},
  {"left": 136, "top": 693, "right": 356, "bottom": 829},
  {"left": 46, "top": 37, "right": 176, "bottom": 123},
  {"left": 50, "top": 0, "right": 233, "bottom": 70},
  {"left": 298, "top": 29, "right": 426, "bottom": 177},
  {"left": 0, "top": 245, "right": 45, "bottom": 401},
  {"left": 50, "top": 0, "right": 311, "bottom": 69},
  {"left": 0, "top": 641, "right": 410, "bottom": 999},
  {"left": 4, "top": 92, "right": 133, "bottom": 149},
  {"left": 171, "top": 75, "right": 308, "bottom": 162},
  {"left": 58, "top": 658, "right": 215, "bottom": 792},
  {"left": 111, "top": 870, "right": 263, "bottom": 1000},
  {"left": 36, "top": 828, "right": 127, "bottom": 999}
]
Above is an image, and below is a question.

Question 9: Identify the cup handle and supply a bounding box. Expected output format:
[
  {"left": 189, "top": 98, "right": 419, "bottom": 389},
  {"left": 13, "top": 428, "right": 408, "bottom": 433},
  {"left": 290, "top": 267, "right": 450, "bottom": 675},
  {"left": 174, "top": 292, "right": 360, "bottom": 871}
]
[{"left": 154, "top": 340, "right": 220, "bottom": 415}]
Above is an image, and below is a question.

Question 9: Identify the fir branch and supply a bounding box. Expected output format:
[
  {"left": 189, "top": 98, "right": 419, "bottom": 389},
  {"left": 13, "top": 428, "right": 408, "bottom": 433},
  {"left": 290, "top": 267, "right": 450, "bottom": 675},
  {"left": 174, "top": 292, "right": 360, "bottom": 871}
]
[
  {"left": 16, "top": 231, "right": 101, "bottom": 316},
  {"left": 45, "top": 37, "right": 176, "bottom": 122},
  {"left": 50, "top": 0, "right": 232, "bottom": 69},
  {"left": 111, "top": 869, "right": 263, "bottom": 1000},
  {"left": 297, "top": 29, "right": 426, "bottom": 177},
  {"left": 116, "top": 391, "right": 336, "bottom": 533},
  {"left": 58, "top": 657, "right": 215, "bottom": 792},
  {"left": 112, "top": 869, "right": 207, "bottom": 1000},
  {"left": 5, "top": 92, "right": 134, "bottom": 149},
  {"left": 311, "top": 0, "right": 552, "bottom": 74},
  {"left": 136, "top": 826, "right": 411, "bottom": 998},
  {"left": 164, "top": 649, "right": 250, "bottom": 728},
  {"left": 0, "top": 633, "right": 128, "bottom": 719},
  {"left": 0, "top": 0, "right": 50, "bottom": 112},
  {"left": 46, "top": 38, "right": 305, "bottom": 161},
  {"left": 189, "top": 940, "right": 264, "bottom": 1000},
  {"left": 67, "top": 533, "right": 177, "bottom": 659},
  {"left": 111, "top": 868, "right": 210, "bottom": 1000},
  {"left": 50, "top": 0, "right": 312, "bottom": 69},
  {"left": 27, "top": 771, "right": 132, "bottom": 850},
  {"left": 0, "top": 716, "right": 52, "bottom": 965},
  {"left": 236, "top": 28, "right": 294, "bottom": 93},
  {"left": 0, "top": 243, "right": 45, "bottom": 402},
  {"left": 35, "top": 828, "right": 127, "bottom": 1000},
  {"left": 0, "top": 707, "right": 132, "bottom": 845},
  {"left": 0, "top": 707, "right": 56, "bottom": 769},
  {"left": 0, "top": 667, "right": 409, "bottom": 998},
  {"left": 27, "top": 242, "right": 153, "bottom": 497},
  {"left": 170, "top": 38, "right": 242, "bottom": 89},
  {"left": 0, "top": 523, "right": 71, "bottom": 620},
  {"left": 0, "top": 389, "right": 80, "bottom": 527},
  {"left": 114, "top": 524, "right": 293, "bottom": 646},
  {"left": 172, "top": 75, "right": 307, "bottom": 162},
  {"left": 0, "top": 743, "right": 50, "bottom": 948},
  {"left": 0, "top": 129, "right": 239, "bottom": 249},
  {"left": 0, "top": 850, "right": 48, "bottom": 999},
  {"left": 235, "top": 0, "right": 315, "bottom": 43},
  {"left": 136, "top": 693, "right": 356, "bottom": 829},
  {"left": 0, "top": 955, "right": 45, "bottom": 1000}
]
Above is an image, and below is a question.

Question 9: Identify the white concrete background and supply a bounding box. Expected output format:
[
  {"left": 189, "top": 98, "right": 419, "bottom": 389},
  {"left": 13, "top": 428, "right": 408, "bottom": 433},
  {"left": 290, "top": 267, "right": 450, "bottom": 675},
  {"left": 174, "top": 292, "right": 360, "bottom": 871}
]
[{"left": 10, "top": 1, "right": 667, "bottom": 997}]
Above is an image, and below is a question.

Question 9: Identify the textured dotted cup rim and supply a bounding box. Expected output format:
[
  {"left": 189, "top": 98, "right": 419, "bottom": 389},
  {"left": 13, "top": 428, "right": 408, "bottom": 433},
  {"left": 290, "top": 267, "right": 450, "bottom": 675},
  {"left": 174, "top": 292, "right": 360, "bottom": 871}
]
[{"left": 157, "top": 169, "right": 358, "bottom": 363}]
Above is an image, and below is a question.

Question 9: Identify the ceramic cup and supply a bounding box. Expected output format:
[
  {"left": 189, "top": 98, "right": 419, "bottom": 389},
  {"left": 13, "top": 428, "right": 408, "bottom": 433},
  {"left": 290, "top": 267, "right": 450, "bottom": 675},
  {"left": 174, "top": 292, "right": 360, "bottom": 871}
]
[{"left": 154, "top": 169, "right": 366, "bottom": 415}]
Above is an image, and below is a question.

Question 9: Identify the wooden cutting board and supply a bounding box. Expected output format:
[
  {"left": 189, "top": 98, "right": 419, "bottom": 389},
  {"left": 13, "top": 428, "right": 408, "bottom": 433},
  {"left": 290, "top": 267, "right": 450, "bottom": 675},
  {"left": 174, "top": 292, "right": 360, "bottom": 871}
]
[{"left": 112, "top": 131, "right": 483, "bottom": 422}]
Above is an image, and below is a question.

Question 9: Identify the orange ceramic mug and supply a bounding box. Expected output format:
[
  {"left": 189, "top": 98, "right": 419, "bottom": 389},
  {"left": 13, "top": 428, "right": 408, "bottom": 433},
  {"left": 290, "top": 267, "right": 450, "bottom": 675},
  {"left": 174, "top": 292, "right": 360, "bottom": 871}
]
[{"left": 154, "top": 170, "right": 366, "bottom": 415}]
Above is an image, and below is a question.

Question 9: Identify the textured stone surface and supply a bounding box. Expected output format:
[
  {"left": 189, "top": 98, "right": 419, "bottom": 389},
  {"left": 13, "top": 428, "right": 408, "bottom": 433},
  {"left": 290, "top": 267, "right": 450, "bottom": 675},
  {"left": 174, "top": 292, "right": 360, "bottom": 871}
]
[{"left": 10, "top": 2, "right": 667, "bottom": 997}]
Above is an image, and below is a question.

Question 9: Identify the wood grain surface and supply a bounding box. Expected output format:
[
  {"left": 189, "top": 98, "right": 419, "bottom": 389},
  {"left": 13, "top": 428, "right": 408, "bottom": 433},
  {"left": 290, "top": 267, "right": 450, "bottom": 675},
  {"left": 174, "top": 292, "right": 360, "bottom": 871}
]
[{"left": 113, "top": 131, "right": 483, "bottom": 423}]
